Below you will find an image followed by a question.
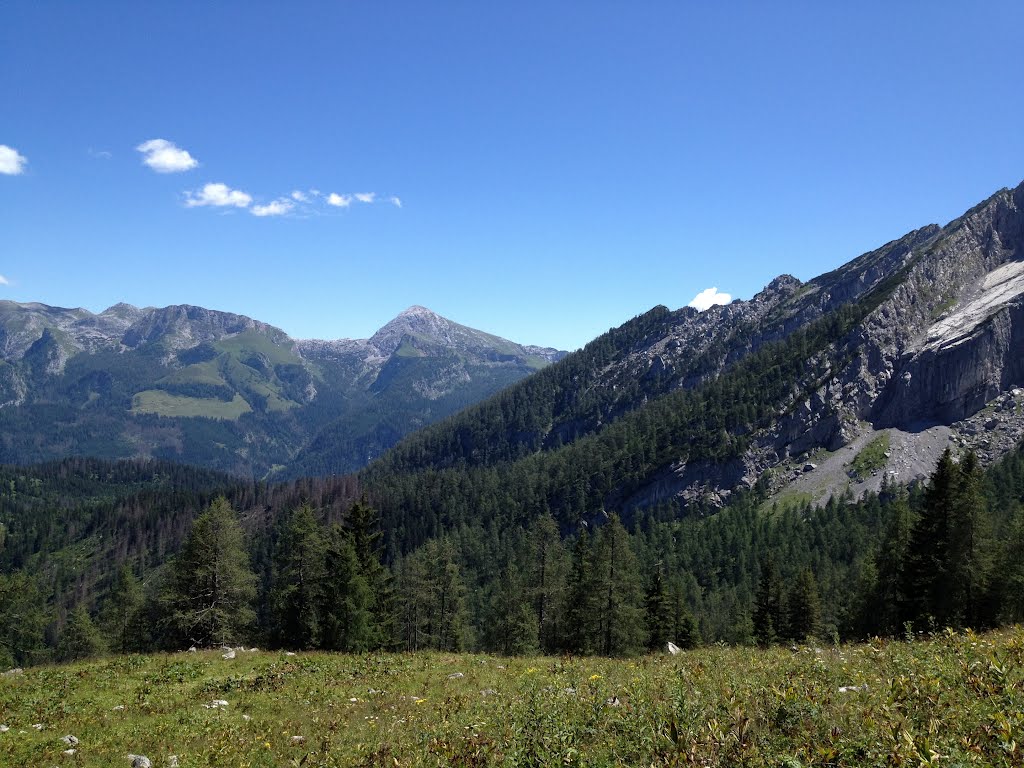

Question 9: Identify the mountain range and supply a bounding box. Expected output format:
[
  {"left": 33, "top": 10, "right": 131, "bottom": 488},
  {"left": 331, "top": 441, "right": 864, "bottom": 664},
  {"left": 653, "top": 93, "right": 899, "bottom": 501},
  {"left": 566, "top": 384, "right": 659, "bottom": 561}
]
[
  {"left": 0, "top": 301, "right": 564, "bottom": 477},
  {"left": 360, "top": 179, "right": 1024, "bottom": 542}
]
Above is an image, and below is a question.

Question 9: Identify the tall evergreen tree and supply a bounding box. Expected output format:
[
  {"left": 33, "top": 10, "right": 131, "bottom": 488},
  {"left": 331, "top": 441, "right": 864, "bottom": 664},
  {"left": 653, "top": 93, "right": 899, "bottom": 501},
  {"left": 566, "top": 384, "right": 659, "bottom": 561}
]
[
  {"left": 947, "top": 451, "right": 993, "bottom": 627},
  {"left": 591, "top": 515, "right": 645, "bottom": 656},
  {"left": 787, "top": 568, "right": 820, "bottom": 643},
  {"left": 344, "top": 498, "right": 394, "bottom": 647},
  {"left": 753, "top": 555, "right": 785, "bottom": 646},
  {"left": 0, "top": 573, "right": 48, "bottom": 668},
  {"left": 163, "top": 497, "right": 257, "bottom": 647},
  {"left": 269, "top": 504, "right": 326, "bottom": 649},
  {"left": 487, "top": 561, "right": 539, "bottom": 655},
  {"left": 645, "top": 565, "right": 673, "bottom": 651},
  {"left": 527, "top": 512, "right": 566, "bottom": 653},
  {"left": 56, "top": 606, "right": 106, "bottom": 662},
  {"left": 99, "top": 565, "right": 144, "bottom": 654},
  {"left": 902, "top": 449, "right": 958, "bottom": 629},
  {"left": 562, "top": 528, "right": 597, "bottom": 654},
  {"left": 321, "top": 526, "right": 377, "bottom": 652}
]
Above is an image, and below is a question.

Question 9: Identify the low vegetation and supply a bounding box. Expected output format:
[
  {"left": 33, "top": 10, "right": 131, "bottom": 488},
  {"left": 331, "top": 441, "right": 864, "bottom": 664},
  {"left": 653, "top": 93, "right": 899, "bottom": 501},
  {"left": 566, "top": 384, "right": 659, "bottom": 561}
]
[
  {"left": 2, "top": 628, "right": 1022, "bottom": 767},
  {"left": 849, "top": 433, "right": 891, "bottom": 480}
]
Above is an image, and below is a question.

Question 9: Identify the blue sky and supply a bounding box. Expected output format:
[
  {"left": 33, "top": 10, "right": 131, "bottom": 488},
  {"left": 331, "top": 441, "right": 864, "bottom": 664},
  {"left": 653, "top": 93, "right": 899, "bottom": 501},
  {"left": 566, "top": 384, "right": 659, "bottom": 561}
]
[{"left": 2, "top": 2, "right": 1022, "bottom": 351}]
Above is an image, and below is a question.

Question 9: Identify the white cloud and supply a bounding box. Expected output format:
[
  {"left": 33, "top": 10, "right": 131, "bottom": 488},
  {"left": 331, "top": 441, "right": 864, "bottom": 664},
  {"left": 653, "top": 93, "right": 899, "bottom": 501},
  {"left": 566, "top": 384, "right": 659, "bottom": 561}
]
[
  {"left": 354, "top": 192, "right": 376, "bottom": 203},
  {"left": 389, "top": 195, "right": 402, "bottom": 208},
  {"left": 136, "top": 138, "right": 199, "bottom": 173},
  {"left": 0, "top": 274, "right": 9, "bottom": 285},
  {"left": 327, "top": 192, "right": 352, "bottom": 208},
  {"left": 184, "top": 182, "right": 252, "bottom": 208},
  {"left": 251, "top": 199, "right": 294, "bottom": 217},
  {"left": 0, "top": 145, "right": 28, "bottom": 175},
  {"left": 290, "top": 190, "right": 308, "bottom": 202},
  {"left": 88, "top": 147, "right": 113, "bottom": 160},
  {"left": 688, "top": 287, "right": 732, "bottom": 311}
]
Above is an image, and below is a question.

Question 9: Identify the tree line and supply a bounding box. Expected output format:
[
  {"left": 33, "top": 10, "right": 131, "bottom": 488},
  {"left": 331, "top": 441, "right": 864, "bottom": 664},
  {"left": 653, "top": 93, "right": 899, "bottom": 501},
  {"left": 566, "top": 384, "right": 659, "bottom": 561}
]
[{"left": 6, "top": 440, "right": 1024, "bottom": 667}]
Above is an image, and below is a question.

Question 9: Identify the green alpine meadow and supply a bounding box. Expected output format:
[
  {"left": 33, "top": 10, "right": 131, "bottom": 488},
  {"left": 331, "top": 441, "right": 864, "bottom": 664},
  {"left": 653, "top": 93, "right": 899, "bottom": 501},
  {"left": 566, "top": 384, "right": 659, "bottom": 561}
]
[{"left": 3, "top": 628, "right": 1023, "bottom": 767}]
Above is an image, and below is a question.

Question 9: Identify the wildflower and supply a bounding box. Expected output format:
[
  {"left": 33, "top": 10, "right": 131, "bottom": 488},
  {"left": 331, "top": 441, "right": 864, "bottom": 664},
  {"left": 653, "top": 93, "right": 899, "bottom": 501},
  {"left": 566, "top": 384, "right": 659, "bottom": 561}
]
[{"left": 589, "top": 674, "right": 602, "bottom": 681}]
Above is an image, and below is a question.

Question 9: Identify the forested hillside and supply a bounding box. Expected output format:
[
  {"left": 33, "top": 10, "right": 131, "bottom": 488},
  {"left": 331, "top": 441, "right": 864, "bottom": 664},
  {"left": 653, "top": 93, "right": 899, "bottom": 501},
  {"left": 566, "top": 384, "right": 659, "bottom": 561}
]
[{"left": 4, "top": 438, "right": 1024, "bottom": 666}]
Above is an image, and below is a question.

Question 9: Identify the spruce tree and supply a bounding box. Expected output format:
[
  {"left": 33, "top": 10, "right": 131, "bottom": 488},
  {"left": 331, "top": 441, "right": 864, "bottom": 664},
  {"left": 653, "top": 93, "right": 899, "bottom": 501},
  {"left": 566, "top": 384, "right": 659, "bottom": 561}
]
[
  {"left": 0, "top": 573, "right": 48, "bottom": 667},
  {"left": 163, "top": 497, "right": 257, "bottom": 647},
  {"left": 57, "top": 606, "right": 106, "bottom": 662},
  {"left": 527, "top": 512, "right": 566, "bottom": 653},
  {"left": 947, "top": 451, "right": 993, "bottom": 627},
  {"left": 99, "top": 565, "right": 144, "bottom": 654},
  {"left": 591, "top": 515, "right": 645, "bottom": 656},
  {"left": 562, "top": 528, "right": 597, "bottom": 654},
  {"left": 753, "top": 555, "right": 784, "bottom": 646},
  {"left": 787, "top": 568, "right": 820, "bottom": 643},
  {"left": 902, "top": 449, "right": 957, "bottom": 629},
  {"left": 321, "top": 526, "right": 377, "bottom": 652},
  {"left": 645, "top": 565, "right": 673, "bottom": 651},
  {"left": 269, "top": 504, "right": 326, "bottom": 649}
]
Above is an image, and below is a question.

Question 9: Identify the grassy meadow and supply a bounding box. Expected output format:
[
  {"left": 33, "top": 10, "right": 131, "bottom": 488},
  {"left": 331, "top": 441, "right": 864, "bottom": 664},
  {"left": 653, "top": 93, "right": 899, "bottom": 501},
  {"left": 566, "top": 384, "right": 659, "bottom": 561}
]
[{"left": 1, "top": 628, "right": 1022, "bottom": 767}]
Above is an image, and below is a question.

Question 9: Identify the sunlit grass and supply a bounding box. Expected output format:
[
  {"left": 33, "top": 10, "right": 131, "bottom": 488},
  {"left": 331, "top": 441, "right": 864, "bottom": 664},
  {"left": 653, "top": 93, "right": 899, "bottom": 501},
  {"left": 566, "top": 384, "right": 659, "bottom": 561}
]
[{"left": 1, "top": 627, "right": 1022, "bottom": 766}]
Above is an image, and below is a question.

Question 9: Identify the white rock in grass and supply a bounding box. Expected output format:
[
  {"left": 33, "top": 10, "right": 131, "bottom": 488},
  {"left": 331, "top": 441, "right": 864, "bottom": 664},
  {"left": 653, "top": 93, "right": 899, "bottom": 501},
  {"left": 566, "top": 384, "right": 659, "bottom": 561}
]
[
  {"left": 0, "top": 724, "right": 9, "bottom": 732},
  {"left": 128, "top": 755, "right": 152, "bottom": 768},
  {"left": 221, "top": 649, "right": 236, "bottom": 660},
  {"left": 63, "top": 748, "right": 76, "bottom": 756},
  {"left": 290, "top": 735, "right": 305, "bottom": 744},
  {"left": 168, "top": 756, "right": 179, "bottom": 768},
  {"left": 666, "top": 641, "right": 682, "bottom": 655},
  {"left": 447, "top": 672, "right": 465, "bottom": 679},
  {"left": 32, "top": 723, "right": 44, "bottom": 730},
  {"left": 285, "top": 651, "right": 296, "bottom": 657},
  {"left": 62, "top": 735, "right": 79, "bottom": 746},
  {"left": 838, "top": 683, "right": 869, "bottom": 693},
  {"left": 113, "top": 705, "right": 126, "bottom": 711}
]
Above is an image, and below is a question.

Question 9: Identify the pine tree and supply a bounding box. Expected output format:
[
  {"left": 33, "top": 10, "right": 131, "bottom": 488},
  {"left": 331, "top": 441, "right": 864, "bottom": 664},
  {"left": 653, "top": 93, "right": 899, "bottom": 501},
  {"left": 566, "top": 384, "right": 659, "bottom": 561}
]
[
  {"left": 163, "top": 497, "right": 257, "bottom": 647},
  {"left": 269, "top": 504, "right": 326, "bottom": 649}
]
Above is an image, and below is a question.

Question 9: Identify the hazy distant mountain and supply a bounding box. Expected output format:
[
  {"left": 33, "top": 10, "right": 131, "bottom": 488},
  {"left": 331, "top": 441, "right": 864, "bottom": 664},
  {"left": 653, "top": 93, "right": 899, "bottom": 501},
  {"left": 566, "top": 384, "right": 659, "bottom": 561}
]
[{"left": 0, "top": 301, "right": 564, "bottom": 477}]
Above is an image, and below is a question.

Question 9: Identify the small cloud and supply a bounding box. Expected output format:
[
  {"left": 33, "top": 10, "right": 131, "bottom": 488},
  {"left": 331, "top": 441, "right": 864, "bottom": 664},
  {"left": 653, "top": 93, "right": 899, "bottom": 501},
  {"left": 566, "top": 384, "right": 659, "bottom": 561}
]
[
  {"left": 354, "top": 192, "right": 375, "bottom": 203},
  {"left": 0, "top": 274, "right": 10, "bottom": 285},
  {"left": 389, "top": 195, "right": 402, "bottom": 208},
  {"left": 251, "top": 198, "right": 294, "bottom": 217},
  {"left": 688, "top": 287, "right": 732, "bottom": 311},
  {"left": 184, "top": 182, "right": 252, "bottom": 208},
  {"left": 290, "top": 190, "right": 308, "bottom": 202},
  {"left": 136, "top": 138, "right": 198, "bottom": 173},
  {"left": 88, "top": 147, "right": 113, "bottom": 160},
  {"left": 0, "top": 145, "right": 28, "bottom": 175},
  {"left": 327, "top": 192, "right": 352, "bottom": 208}
]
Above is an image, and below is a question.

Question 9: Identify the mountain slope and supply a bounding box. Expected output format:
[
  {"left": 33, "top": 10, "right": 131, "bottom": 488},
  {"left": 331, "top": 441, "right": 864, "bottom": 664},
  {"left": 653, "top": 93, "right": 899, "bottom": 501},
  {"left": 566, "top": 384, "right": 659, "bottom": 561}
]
[
  {"left": 360, "top": 181, "right": 1024, "bottom": 549},
  {"left": 0, "top": 302, "right": 564, "bottom": 477}
]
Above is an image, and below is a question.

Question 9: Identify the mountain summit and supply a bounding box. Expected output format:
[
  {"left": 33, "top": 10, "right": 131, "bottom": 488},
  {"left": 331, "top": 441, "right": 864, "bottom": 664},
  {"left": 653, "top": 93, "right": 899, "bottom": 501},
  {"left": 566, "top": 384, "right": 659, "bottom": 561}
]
[
  {"left": 0, "top": 301, "right": 565, "bottom": 476},
  {"left": 363, "top": 181, "right": 1024, "bottom": 526}
]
